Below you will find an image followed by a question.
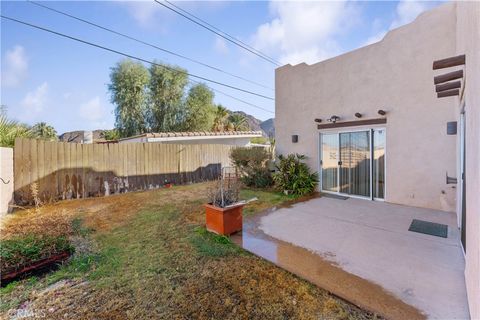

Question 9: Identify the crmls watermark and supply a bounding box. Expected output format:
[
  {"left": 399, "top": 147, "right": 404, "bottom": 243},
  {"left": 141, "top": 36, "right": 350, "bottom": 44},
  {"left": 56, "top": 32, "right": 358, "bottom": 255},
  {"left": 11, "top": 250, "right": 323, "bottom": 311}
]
[{"left": 7, "top": 308, "right": 46, "bottom": 319}]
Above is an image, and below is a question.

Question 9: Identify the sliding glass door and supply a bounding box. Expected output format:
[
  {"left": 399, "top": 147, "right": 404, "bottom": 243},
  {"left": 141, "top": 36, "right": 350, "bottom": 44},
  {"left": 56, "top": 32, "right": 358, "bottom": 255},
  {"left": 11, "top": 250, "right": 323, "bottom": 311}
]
[
  {"left": 339, "top": 131, "right": 371, "bottom": 197},
  {"left": 321, "top": 133, "right": 339, "bottom": 192},
  {"left": 320, "top": 129, "right": 385, "bottom": 200},
  {"left": 373, "top": 129, "right": 386, "bottom": 199}
]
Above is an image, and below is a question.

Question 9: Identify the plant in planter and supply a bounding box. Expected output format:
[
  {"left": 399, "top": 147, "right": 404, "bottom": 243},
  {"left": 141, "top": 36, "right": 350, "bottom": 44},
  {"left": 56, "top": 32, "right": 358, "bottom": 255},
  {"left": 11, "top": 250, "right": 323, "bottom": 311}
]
[{"left": 205, "top": 179, "right": 244, "bottom": 236}]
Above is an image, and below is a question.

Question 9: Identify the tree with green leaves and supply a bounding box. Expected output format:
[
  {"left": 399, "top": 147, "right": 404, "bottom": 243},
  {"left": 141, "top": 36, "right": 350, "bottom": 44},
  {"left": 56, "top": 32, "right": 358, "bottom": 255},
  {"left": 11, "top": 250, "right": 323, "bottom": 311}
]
[
  {"left": 102, "top": 129, "right": 120, "bottom": 141},
  {"left": 31, "top": 122, "right": 58, "bottom": 141},
  {"left": 147, "top": 62, "right": 188, "bottom": 132},
  {"left": 227, "top": 113, "right": 249, "bottom": 131},
  {"left": 212, "top": 104, "right": 230, "bottom": 132},
  {"left": 181, "top": 83, "right": 216, "bottom": 132},
  {"left": 108, "top": 60, "right": 150, "bottom": 137}
]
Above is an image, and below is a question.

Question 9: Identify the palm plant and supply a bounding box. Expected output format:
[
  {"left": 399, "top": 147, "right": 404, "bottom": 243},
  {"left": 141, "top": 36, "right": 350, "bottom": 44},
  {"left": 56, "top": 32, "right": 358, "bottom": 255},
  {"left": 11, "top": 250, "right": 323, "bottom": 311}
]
[
  {"left": 0, "top": 111, "right": 33, "bottom": 147},
  {"left": 31, "top": 122, "right": 58, "bottom": 141},
  {"left": 212, "top": 105, "right": 230, "bottom": 132},
  {"left": 227, "top": 113, "right": 249, "bottom": 131}
]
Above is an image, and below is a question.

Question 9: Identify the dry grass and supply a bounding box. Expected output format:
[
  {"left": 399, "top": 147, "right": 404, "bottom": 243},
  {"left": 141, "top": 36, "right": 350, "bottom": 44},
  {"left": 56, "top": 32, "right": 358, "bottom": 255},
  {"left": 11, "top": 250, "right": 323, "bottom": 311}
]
[{"left": 1, "top": 183, "right": 378, "bottom": 319}]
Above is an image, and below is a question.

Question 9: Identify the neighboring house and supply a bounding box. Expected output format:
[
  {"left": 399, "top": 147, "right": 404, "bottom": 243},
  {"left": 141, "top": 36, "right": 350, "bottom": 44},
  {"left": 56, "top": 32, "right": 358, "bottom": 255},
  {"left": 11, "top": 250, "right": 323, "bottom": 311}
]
[
  {"left": 275, "top": 2, "right": 479, "bottom": 318},
  {"left": 59, "top": 130, "right": 105, "bottom": 143},
  {"left": 118, "top": 131, "right": 263, "bottom": 146}
]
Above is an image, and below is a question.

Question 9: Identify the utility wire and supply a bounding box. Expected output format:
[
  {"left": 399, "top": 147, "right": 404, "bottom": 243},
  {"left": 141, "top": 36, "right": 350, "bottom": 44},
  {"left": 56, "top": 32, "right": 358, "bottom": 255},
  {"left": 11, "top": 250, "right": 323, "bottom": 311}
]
[
  {"left": 1, "top": 15, "right": 274, "bottom": 101},
  {"left": 27, "top": 0, "right": 274, "bottom": 91},
  {"left": 154, "top": 0, "right": 281, "bottom": 67},
  {"left": 202, "top": 82, "right": 273, "bottom": 114},
  {"left": 163, "top": 0, "right": 282, "bottom": 66},
  {"left": 1, "top": 15, "right": 274, "bottom": 114}
]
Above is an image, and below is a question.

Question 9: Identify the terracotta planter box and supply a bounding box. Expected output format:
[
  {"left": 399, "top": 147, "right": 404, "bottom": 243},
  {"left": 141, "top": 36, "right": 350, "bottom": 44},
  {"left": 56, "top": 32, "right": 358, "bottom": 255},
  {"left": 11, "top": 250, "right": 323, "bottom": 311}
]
[{"left": 205, "top": 202, "right": 244, "bottom": 236}]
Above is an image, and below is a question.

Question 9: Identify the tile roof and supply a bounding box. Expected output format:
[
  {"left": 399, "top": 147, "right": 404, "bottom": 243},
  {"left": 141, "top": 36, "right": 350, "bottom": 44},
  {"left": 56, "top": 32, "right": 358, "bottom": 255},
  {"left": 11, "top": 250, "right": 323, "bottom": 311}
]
[{"left": 120, "top": 131, "right": 262, "bottom": 141}]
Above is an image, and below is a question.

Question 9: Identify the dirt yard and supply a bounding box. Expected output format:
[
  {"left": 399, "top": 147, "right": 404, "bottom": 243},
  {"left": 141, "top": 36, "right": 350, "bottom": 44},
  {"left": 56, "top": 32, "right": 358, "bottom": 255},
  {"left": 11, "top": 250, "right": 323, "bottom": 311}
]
[{"left": 1, "top": 183, "right": 380, "bottom": 319}]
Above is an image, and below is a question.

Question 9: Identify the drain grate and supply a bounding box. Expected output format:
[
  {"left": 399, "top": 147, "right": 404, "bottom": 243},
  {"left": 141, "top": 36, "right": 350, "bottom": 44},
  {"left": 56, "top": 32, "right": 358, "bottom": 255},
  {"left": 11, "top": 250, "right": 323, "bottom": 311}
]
[{"left": 408, "top": 219, "right": 448, "bottom": 238}]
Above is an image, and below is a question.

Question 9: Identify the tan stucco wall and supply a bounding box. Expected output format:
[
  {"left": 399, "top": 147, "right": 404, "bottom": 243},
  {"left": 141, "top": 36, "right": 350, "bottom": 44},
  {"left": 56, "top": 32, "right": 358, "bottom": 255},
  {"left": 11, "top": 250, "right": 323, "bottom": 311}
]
[
  {"left": 456, "top": 2, "right": 480, "bottom": 319},
  {"left": 0, "top": 147, "right": 14, "bottom": 217},
  {"left": 276, "top": 3, "right": 458, "bottom": 212}
]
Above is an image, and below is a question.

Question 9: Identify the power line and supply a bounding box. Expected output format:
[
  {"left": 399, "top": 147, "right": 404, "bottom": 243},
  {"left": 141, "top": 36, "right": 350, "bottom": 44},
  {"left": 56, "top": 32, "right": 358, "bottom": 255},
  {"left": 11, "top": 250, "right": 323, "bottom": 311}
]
[
  {"left": 27, "top": 0, "right": 274, "bottom": 91},
  {"left": 200, "top": 82, "right": 273, "bottom": 114},
  {"left": 154, "top": 0, "right": 281, "bottom": 67},
  {"left": 1, "top": 15, "right": 274, "bottom": 114},
  {"left": 163, "top": 0, "right": 282, "bottom": 66},
  {"left": 1, "top": 15, "right": 274, "bottom": 102}
]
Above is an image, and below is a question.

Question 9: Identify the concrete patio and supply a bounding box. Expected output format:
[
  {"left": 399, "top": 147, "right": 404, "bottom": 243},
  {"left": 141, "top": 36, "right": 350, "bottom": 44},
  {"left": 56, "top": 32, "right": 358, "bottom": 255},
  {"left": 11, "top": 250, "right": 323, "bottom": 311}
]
[{"left": 235, "top": 196, "right": 470, "bottom": 320}]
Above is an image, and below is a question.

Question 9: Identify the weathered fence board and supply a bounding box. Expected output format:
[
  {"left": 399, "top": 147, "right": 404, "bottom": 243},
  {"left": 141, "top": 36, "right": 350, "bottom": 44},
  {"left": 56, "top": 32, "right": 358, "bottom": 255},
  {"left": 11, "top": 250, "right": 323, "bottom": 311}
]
[{"left": 14, "top": 138, "right": 233, "bottom": 205}]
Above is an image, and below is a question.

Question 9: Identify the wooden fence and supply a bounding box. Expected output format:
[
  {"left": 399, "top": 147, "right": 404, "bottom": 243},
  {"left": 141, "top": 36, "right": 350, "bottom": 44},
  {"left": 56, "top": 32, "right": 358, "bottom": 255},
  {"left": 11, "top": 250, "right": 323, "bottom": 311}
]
[{"left": 14, "top": 138, "right": 233, "bottom": 205}]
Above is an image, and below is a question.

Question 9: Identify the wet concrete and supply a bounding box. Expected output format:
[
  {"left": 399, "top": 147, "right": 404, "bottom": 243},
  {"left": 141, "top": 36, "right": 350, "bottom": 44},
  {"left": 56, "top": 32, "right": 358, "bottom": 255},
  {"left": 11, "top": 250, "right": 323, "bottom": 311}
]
[{"left": 234, "top": 198, "right": 469, "bottom": 320}]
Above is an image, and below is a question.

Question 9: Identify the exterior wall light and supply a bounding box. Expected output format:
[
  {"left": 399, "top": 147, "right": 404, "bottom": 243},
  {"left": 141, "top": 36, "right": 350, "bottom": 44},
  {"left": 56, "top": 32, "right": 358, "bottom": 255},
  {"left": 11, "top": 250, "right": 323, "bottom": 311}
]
[
  {"left": 327, "top": 115, "right": 340, "bottom": 123},
  {"left": 378, "top": 109, "right": 387, "bottom": 116},
  {"left": 355, "top": 113, "right": 362, "bottom": 118},
  {"left": 314, "top": 118, "right": 322, "bottom": 123},
  {"left": 447, "top": 121, "right": 457, "bottom": 135},
  {"left": 292, "top": 135, "right": 299, "bottom": 143}
]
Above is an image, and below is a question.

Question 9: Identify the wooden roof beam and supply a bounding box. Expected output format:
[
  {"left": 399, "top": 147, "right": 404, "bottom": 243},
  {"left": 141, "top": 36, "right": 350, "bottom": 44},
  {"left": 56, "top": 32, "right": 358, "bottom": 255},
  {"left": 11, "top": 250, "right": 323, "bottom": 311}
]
[
  {"left": 435, "top": 80, "right": 462, "bottom": 93},
  {"left": 437, "top": 89, "right": 459, "bottom": 98},
  {"left": 433, "top": 54, "right": 465, "bottom": 70},
  {"left": 434, "top": 70, "right": 463, "bottom": 85},
  {"left": 317, "top": 118, "right": 386, "bottom": 129}
]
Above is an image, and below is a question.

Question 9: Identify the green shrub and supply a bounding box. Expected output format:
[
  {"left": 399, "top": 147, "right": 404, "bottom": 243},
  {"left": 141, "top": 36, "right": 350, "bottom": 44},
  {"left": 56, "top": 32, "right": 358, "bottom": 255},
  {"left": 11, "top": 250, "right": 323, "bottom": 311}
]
[
  {"left": 250, "top": 137, "right": 268, "bottom": 144},
  {"left": 273, "top": 154, "right": 318, "bottom": 196},
  {"left": 0, "top": 235, "right": 74, "bottom": 271},
  {"left": 230, "top": 147, "right": 273, "bottom": 188}
]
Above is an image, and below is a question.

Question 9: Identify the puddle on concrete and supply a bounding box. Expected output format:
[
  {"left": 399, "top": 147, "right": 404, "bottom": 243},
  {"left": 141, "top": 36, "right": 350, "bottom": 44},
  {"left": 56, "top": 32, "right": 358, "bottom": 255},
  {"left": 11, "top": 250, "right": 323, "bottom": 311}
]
[{"left": 233, "top": 208, "right": 426, "bottom": 320}]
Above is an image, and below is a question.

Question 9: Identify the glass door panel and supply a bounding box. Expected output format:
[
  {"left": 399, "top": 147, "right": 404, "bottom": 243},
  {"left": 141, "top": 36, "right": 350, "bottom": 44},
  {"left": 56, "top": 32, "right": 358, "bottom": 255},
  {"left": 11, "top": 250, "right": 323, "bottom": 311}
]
[
  {"left": 321, "top": 133, "right": 339, "bottom": 192},
  {"left": 373, "top": 129, "right": 385, "bottom": 199},
  {"left": 339, "top": 131, "right": 371, "bottom": 197}
]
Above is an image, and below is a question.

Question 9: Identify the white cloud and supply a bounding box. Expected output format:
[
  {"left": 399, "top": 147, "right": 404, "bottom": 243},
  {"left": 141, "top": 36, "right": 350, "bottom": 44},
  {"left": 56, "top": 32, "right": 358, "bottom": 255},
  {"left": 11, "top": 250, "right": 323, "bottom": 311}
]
[
  {"left": 1, "top": 45, "right": 28, "bottom": 88},
  {"left": 251, "top": 1, "right": 360, "bottom": 65},
  {"left": 21, "top": 82, "right": 48, "bottom": 114},
  {"left": 79, "top": 97, "right": 105, "bottom": 124},
  {"left": 214, "top": 36, "right": 229, "bottom": 55},
  {"left": 123, "top": 1, "right": 162, "bottom": 28},
  {"left": 365, "top": 0, "right": 436, "bottom": 45},
  {"left": 122, "top": 1, "right": 228, "bottom": 30},
  {"left": 391, "top": 0, "right": 432, "bottom": 29}
]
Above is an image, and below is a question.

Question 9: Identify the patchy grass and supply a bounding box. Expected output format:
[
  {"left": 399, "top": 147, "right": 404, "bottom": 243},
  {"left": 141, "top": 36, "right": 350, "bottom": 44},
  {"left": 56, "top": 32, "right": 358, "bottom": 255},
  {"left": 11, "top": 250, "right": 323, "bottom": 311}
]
[
  {"left": 190, "top": 227, "right": 245, "bottom": 257},
  {"left": 0, "top": 183, "right": 376, "bottom": 319},
  {"left": 240, "top": 188, "right": 292, "bottom": 216},
  {"left": 0, "top": 235, "right": 74, "bottom": 272}
]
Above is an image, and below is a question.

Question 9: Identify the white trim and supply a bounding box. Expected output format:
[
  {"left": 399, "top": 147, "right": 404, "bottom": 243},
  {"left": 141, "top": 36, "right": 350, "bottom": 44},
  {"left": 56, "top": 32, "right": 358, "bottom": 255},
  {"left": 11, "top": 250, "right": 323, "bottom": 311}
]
[
  {"left": 145, "top": 134, "right": 262, "bottom": 143},
  {"left": 373, "top": 127, "right": 387, "bottom": 201}
]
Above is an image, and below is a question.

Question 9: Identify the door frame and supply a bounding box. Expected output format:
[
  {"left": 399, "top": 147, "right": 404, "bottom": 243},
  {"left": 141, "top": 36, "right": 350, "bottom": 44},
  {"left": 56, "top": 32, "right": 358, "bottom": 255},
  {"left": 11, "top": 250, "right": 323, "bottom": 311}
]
[
  {"left": 318, "top": 125, "right": 387, "bottom": 201},
  {"left": 458, "top": 103, "right": 466, "bottom": 252}
]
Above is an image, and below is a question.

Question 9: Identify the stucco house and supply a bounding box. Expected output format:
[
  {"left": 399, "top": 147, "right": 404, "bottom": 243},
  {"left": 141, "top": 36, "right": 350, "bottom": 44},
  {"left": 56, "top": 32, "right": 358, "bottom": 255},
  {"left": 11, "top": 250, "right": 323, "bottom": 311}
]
[
  {"left": 118, "top": 131, "right": 263, "bottom": 146},
  {"left": 275, "top": 2, "right": 479, "bottom": 318}
]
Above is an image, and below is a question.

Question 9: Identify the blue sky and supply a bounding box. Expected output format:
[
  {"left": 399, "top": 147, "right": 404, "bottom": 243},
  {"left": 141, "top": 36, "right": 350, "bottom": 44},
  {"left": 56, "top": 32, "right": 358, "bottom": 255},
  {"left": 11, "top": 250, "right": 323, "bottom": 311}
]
[{"left": 1, "top": 0, "right": 441, "bottom": 134}]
